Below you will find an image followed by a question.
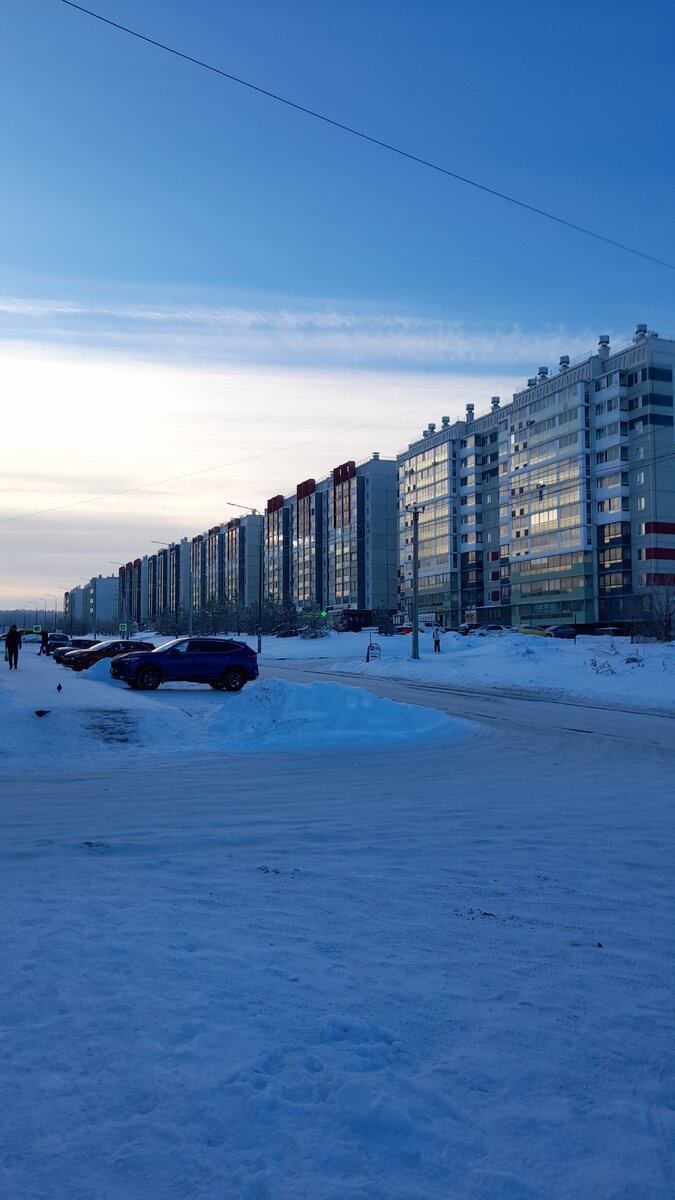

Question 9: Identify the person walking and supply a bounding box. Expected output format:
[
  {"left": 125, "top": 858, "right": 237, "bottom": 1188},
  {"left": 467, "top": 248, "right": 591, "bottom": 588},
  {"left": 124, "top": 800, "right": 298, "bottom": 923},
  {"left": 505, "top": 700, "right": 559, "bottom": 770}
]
[
  {"left": 433, "top": 626, "right": 442, "bottom": 653},
  {"left": 5, "top": 625, "right": 22, "bottom": 670},
  {"left": 38, "top": 629, "right": 49, "bottom": 656}
]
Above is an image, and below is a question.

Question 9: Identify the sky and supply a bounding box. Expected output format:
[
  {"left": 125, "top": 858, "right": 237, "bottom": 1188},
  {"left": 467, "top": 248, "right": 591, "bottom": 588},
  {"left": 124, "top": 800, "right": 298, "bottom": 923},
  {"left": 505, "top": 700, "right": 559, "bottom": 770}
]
[{"left": 1, "top": 0, "right": 674, "bottom": 606}]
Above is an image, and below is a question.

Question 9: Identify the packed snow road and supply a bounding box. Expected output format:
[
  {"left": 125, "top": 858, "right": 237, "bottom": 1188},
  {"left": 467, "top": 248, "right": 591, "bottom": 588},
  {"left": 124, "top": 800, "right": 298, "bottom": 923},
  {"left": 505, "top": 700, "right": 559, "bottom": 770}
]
[
  {"left": 1, "top": 650, "right": 674, "bottom": 1198},
  {"left": 261, "top": 659, "right": 675, "bottom": 752}
]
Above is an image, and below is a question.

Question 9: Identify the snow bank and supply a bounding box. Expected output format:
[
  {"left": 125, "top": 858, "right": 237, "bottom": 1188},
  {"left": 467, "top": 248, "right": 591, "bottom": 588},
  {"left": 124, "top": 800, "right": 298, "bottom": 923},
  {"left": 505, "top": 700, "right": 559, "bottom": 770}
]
[
  {"left": 206, "top": 678, "right": 470, "bottom": 750},
  {"left": 268, "top": 629, "right": 675, "bottom": 710},
  {"left": 0, "top": 655, "right": 472, "bottom": 772}
]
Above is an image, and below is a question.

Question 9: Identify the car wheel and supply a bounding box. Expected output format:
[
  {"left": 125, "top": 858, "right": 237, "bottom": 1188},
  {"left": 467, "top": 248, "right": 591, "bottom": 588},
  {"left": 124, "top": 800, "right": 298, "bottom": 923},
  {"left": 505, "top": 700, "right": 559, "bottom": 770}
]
[
  {"left": 137, "top": 666, "right": 161, "bottom": 691},
  {"left": 222, "top": 667, "right": 246, "bottom": 692}
]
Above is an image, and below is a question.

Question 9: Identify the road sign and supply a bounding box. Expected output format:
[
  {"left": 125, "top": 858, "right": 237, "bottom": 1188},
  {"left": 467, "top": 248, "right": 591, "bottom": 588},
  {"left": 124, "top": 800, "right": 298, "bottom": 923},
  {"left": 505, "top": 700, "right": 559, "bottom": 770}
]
[
  {"left": 33, "top": 625, "right": 42, "bottom": 633},
  {"left": 118, "top": 623, "right": 127, "bottom": 632}
]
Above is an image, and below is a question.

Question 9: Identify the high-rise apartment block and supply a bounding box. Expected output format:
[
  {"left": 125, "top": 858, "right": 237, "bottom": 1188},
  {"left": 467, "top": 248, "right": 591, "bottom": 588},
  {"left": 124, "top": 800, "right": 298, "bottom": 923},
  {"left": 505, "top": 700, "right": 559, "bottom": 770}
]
[
  {"left": 398, "top": 326, "right": 675, "bottom": 628},
  {"left": 65, "top": 325, "right": 673, "bottom": 635},
  {"left": 264, "top": 454, "right": 397, "bottom": 616}
]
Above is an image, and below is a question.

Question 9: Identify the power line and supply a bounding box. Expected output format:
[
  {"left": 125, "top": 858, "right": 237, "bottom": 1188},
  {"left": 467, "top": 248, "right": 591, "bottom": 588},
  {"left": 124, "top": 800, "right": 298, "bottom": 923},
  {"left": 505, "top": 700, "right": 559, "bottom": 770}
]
[
  {"left": 59, "top": 0, "right": 675, "bottom": 273},
  {"left": 0, "top": 408, "right": 413, "bottom": 526}
]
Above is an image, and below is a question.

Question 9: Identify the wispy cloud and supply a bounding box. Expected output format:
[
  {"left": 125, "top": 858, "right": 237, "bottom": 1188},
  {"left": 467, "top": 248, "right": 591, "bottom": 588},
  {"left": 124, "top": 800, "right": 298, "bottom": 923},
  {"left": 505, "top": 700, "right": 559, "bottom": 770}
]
[{"left": 0, "top": 293, "right": 620, "bottom": 370}]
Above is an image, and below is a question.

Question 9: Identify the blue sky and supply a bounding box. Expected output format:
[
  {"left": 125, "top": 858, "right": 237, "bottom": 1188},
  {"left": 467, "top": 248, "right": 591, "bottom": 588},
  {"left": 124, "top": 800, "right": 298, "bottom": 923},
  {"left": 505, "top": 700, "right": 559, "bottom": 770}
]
[{"left": 1, "top": 0, "right": 674, "bottom": 602}]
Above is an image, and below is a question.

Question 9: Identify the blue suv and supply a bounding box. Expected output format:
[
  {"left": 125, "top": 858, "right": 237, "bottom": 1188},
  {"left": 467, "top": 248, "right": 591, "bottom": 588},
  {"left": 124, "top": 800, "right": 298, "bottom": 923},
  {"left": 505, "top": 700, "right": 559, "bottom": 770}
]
[{"left": 110, "top": 637, "right": 259, "bottom": 692}]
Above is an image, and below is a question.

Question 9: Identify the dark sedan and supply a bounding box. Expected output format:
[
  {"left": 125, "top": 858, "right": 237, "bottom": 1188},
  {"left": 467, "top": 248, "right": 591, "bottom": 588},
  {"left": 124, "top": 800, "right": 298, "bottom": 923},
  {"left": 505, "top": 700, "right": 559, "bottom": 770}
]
[
  {"left": 63, "top": 639, "right": 155, "bottom": 671},
  {"left": 110, "top": 637, "right": 258, "bottom": 691},
  {"left": 545, "top": 625, "right": 578, "bottom": 639}
]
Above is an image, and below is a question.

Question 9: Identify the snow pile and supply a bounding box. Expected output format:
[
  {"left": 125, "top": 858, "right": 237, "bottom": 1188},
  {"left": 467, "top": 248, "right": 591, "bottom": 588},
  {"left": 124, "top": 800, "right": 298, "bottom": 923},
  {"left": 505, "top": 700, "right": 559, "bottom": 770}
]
[
  {"left": 82, "top": 656, "right": 128, "bottom": 684},
  {"left": 0, "top": 656, "right": 471, "bottom": 771},
  {"left": 206, "top": 677, "right": 470, "bottom": 750}
]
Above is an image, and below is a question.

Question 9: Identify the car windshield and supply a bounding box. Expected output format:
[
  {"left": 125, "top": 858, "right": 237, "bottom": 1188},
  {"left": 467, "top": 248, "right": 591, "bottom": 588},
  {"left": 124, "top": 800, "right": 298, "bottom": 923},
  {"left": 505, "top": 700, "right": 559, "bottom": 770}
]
[{"left": 152, "top": 639, "right": 187, "bottom": 653}]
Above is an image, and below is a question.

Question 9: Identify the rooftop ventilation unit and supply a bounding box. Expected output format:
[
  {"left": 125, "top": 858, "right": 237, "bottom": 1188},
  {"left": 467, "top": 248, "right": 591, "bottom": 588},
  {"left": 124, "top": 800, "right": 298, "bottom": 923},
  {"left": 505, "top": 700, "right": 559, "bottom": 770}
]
[
  {"left": 491, "top": 395, "right": 500, "bottom": 410},
  {"left": 465, "top": 403, "right": 474, "bottom": 423},
  {"left": 537, "top": 366, "right": 549, "bottom": 380},
  {"left": 527, "top": 377, "right": 537, "bottom": 387},
  {"left": 428, "top": 422, "right": 436, "bottom": 433},
  {"left": 634, "top": 323, "right": 648, "bottom": 341},
  {"left": 372, "top": 451, "right": 380, "bottom": 460},
  {"left": 598, "top": 335, "right": 610, "bottom": 358},
  {"left": 559, "top": 355, "right": 570, "bottom": 370},
  {"left": 441, "top": 415, "right": 450, "bottom": 427}
]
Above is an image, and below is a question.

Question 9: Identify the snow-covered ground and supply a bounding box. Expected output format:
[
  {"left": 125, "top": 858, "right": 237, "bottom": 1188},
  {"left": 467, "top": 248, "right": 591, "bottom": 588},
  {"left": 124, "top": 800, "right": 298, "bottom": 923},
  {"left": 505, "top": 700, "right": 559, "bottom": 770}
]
[
  {"left": 1, "top": 645, "right": 674, "bottom": 1198},
  {"left": 0, "top": 650, "right": 469, "bottom": 772},
  {"left": 262, "top": 629, "right": 675, "bottom": 712}
]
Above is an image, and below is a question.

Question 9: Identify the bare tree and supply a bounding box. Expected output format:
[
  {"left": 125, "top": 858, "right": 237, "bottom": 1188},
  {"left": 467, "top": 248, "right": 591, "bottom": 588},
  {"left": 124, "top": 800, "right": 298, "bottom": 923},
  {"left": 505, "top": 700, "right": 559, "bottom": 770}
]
[{"left": 642, "top": 585, "right": 675, "bottom": 642}]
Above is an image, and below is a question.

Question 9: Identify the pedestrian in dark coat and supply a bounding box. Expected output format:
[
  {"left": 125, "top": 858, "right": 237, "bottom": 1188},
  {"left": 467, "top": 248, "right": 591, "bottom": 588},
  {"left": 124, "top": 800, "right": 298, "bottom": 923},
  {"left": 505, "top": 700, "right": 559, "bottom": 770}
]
[
  {"left": 5, "top": 625, "right": 21, "bottom": 670},
  {"left": 38, "top": 629, "right": 49, "bottom": 655},
  {"left": 433, "top": 626, "right": 442, "bottom": 653}
]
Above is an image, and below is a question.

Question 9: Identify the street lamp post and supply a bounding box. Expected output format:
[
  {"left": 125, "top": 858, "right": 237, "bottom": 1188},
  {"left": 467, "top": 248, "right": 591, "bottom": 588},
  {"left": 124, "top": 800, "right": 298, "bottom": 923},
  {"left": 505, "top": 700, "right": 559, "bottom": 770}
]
[
  {"left": 35, "top": 598, "right": 45, "bottom": 629},
  {"left": 405, "top": 504, "right": 424, "bottom": 661},
  {"left": 226, "top": 502, "right": 263, "bottom": 655}
]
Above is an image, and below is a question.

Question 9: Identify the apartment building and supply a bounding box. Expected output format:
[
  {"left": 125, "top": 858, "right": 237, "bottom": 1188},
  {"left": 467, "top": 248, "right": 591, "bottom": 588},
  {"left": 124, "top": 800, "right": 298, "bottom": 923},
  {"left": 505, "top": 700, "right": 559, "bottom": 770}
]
[
  {"left": 325, "top": 455, "right": 397, "bottom": 612},
  {"left": 205, "top": 524, "right": 227, "bottom": 606},
  {"left": 265, "top": 496, "right": 291, "bottom": 607},
  {"left": 168, "top": 538, "right": 191, "bottom": 617},
  {"left": 63, "top": 585, "right": 84, "bottom": 629},
  {"left": 222, "top": 514, "right": 263, "bottom": 611},
  {"left": 398, "top": 325, "right": 675, "bottom": 628},
  {"left": 264, "top": 454, "right": 397, "bottom": 615},
  {"left": 191, "top": 534, "right": 207, "bottom": 614},
  {"left": 291, "top": 477, "right": 327, "bottom": 610}
]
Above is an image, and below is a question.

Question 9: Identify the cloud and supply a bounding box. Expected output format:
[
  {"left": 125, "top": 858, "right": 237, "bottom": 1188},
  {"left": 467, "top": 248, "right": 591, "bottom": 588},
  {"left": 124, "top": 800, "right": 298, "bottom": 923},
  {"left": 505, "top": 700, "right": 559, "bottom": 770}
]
[
  {"left": 0, "top": 293, "right": 620, "bottom": 370},
  {"left": 0, "top": 285, "right": 623, "bottom": 603}
]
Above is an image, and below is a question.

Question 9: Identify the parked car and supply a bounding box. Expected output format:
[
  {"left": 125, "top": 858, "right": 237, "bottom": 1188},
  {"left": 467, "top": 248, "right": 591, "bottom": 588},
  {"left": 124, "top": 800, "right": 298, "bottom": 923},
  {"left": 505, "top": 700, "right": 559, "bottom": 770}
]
[
  {"left": 46, "top": 634, "right": 70, "bottom": 654},
  {"left": 594, "top": 626, "right": 627, "bottom": 637},
  {"left": 52, "top": 638, "right": 97, "bottom": 663},
  {"left": 515, "top": 625, "right": 549, "bottom": 637},
  {"left": 467, "top": 624, "right": 506, "bottom": 637},
  {"left": 110, "top": 637, "right": 259, "bottom": 691},
  {"left": 545, "top": 625, "right": 578, "bottom": 639},
  {"left": 63, "top": 639, "right": 155, "bottom": 671}
]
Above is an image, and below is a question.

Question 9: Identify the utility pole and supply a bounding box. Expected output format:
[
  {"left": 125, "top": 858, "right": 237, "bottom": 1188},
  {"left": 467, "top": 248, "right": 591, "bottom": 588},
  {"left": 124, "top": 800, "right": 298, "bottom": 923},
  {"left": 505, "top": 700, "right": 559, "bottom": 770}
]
[{"left": 406, "top": 505, "right": 424, "bottom": 661}]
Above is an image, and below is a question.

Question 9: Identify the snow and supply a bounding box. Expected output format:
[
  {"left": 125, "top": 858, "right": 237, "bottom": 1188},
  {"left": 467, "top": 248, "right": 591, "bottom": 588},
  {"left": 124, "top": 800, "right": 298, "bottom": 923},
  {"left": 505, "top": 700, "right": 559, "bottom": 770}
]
[
  {"left": 262, "top": 629, "right": 675, "bottom": 711},
  {"left": 1, "top": 644, "right": 674, "bottom": 1198},
  {"left": 0, "top": 652, "right": 470, "bottom": 772}
]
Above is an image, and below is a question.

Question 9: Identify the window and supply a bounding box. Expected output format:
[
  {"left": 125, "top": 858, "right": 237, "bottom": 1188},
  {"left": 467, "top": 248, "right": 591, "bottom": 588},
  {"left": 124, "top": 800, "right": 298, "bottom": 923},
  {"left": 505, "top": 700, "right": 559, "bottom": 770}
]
[
  {"left": 636, "top": 497, "right": 646, "bottom": 511},
  {"left": 635, "top": 471, "right": 645, "bottom": 485}
]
